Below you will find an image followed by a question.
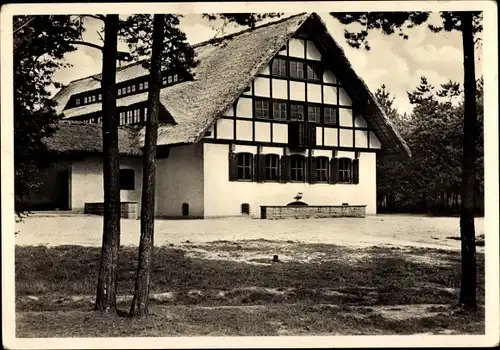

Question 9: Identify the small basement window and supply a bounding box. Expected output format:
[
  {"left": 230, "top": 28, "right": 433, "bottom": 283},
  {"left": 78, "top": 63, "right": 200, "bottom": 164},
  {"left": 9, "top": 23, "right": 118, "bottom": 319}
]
[
  {"left": 182, "top": 203, "right": 189, "bottom": 216},
  {"left": 241, "top": 203, "right": 250, "bottom": 215},
  {"left": 120, "top": 169, "right": 135, "bottom": 190}
]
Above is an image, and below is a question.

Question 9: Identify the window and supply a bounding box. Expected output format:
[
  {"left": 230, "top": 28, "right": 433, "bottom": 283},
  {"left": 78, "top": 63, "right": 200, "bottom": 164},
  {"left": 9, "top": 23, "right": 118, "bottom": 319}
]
[
  {"left": 316, "top": 157, "right": 329, "bottom": 182},
  {"left": 265, "top": 154, "right": 280, "bottom": 181},
  {"left": 144, "top": 81, "right": 149, "bottom": 89},
  {"left": 162, "top": 76, "right": 167, "bottom": 85},
  {"left": 324, "top": 107, "right": 337, "bottom": 125},
  {"left": 126, "top": 86, "right": 131, "bottom": 94},
  {"left": 119, "top": 111, "right": 127, "bottom": 125},
  {"left": 290, "top": 60, "right": 304, "bottom": 79},
  {"left": 120, "top": 169, "right": 135, "bottom": 190},
  {"left": 139, "top": 82, "right": 144, "bottom": 91},
  {"left": 237, "top": 153, "right": 253, "bottom": 180},
  {"left": 306, "top": 62, "right": 321, "bottom": 81},
  {"left": 272, "top": 58, "right": 287, "bottom": 76},
  {"left": 173, "top": 74, "right": 178, "bottom": 82},
  {"left": 254, "top": 99, "right": 270, "bottom": 119},
  {"left": 133, "top": 109, "right": 141, "bottom": 123},
  {"left": 290, "top": 155, "right": 305, "bottom": 181},
  {"left": 241, "top": 203, "right": 250, "bottom": 215},
  {"left": 290, "top": 104, "right": 304, "bottom": 121},
  {"left": 98, "top": 94, "right": 102, "bottom": 101},
  {"left": 83, "top": 96, "right": 88, "bottom": 104},
  {"left": 273, "top": 102, "right": 287, "bottom": 120},
  {"left": 117, "top": 89, "right": 122, "bottom": 96},
  {"left": 338, "top": 158, "right": 352, "bottom": 183},
  {"left": 308, "top": 105, "right": 321, "bottom": 123},
  {"left": 167, "top": 75, "right": 173, "bottom": 84},
  {"left": 131, "top": 85, "right": 136, "bottom": 92},
  {"left": 75, "top": 98, "right": 81, "bottom": 106}
]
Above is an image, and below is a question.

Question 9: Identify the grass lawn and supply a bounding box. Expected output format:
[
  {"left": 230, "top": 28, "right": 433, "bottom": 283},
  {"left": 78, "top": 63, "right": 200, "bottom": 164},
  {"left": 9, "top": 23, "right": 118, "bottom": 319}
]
[{"left": 15, "top": 240, "right": 485, "bottom": 337}]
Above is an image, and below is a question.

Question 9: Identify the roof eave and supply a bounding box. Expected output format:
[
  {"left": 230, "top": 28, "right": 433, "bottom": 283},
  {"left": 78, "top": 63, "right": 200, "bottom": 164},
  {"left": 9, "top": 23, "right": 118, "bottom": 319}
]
[{"left": 307, "top": 13, "right": 411, "bottom": 158}]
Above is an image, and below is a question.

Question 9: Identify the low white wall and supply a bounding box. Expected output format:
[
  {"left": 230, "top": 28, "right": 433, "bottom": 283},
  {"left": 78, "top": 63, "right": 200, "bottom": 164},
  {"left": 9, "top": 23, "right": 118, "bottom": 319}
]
[
  {"left": 155, "top": 143, "right": 204, "bottom": 217},
  {"left": 70, "top": 156, "right": 143, "bottom": 212},
  {"left": 203, "top": 143, "right": 377, "bottom": 218}
]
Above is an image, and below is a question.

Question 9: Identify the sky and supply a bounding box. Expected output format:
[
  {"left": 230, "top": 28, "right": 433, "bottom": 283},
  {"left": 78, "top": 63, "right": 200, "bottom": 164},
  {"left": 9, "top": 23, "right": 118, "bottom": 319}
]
[{"left": 52, "top": 12, "right": 483, "bottom": 114}]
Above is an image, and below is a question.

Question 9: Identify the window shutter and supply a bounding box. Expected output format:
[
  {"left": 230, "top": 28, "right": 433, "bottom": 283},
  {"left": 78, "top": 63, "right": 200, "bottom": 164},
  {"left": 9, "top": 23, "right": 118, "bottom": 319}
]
[
  {"left": 252, "top": 154, "right": 258, "bottom": 181},
  {"left": 280, "top": 155, "right": 291, "bottom": 183},
  {"left": 308, "top": 156, "right": 317, "bottom": 184},
  {"left": 229, "top": 152, "right": 238, "bottom": 181},
  {"left": 258, "top": 154, "right": 266, "bottom": 182},
  {"left": 329, "top": 157, "right": 339, "bottom": 184},
  {"left": 352, "top": 158, "right": 359, "bottom": 184},
  {"left": 308, "top": 124, "right": 317, "bottom": 147}
]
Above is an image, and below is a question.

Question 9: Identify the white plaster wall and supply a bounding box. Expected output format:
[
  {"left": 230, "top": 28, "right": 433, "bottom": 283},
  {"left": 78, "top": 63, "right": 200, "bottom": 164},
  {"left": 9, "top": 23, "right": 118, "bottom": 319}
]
[
  {"left": 254, "top": 77, "right": 270, "bottom": 97},
  {"left": 272, "top": 79, "right": 288, "bottom": 99},
  {"left": 369, "top": 131, "right": 382, "bottom": 149},
  {"left": 155, "top": 143, "right": 204, "bottom": 217},
  {"left": 306, "top": 41, "right": 322, "bottom": 61},
  {"left": 70, "top": 156, "right": 142, "bottom": 211},
  {"left": 355, "top": 130, "right": 369, "bottom": 148},
  {"left": 217, "top": 118, "right": 234, "bottom": 140},
  {"left": 203, "top": 143, "right": 377, "bottom": 217}
]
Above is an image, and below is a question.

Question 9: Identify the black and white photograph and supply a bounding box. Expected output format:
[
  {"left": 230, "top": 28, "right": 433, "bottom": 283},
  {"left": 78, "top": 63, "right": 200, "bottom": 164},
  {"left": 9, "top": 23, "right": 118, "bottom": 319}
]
[{"left": 1, "top": 1, "right": 498, "bottom": 348}]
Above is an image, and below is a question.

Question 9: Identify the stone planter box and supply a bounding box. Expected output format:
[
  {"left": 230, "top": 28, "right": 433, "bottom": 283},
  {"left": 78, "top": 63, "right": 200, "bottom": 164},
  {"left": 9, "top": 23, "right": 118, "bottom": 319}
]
[
  {"left": 84, "top": 201, "right": 139, "bottom": 219},
  {"left": 260, "top": 205, "right": 366, "bottom": 219}
]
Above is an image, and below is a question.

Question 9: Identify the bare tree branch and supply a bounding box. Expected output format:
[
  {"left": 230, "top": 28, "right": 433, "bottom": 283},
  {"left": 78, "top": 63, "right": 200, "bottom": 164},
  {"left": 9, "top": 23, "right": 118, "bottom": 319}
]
[
  {"left": 96, "top": 30, "right": 104, "bottom": 44},
  {"left": 67, "top": 40, "right": 104, "bottom": 51},
  {"left": 83, "top": 14, "right": 106, "bottom": 22}
]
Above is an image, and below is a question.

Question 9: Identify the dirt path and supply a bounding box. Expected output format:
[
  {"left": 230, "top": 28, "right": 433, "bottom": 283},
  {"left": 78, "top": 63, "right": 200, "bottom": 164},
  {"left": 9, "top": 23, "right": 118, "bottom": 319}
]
[{"left": 15, "top": 214, "right": 485, "bottom": 250}]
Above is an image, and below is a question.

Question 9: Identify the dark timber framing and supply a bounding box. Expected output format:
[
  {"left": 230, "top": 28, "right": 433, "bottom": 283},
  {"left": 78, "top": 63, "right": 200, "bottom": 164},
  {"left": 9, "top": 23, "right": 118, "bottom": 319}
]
[{"left": 208, "top": 33, "right": 379, "bottom": 153}]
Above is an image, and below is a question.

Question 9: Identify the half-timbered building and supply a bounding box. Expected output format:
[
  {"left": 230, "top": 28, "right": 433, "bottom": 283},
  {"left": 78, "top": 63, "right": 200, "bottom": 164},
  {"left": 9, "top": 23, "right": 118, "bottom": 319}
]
[{"left": 33, "top": 13, "right": 410, "bottom": 218}]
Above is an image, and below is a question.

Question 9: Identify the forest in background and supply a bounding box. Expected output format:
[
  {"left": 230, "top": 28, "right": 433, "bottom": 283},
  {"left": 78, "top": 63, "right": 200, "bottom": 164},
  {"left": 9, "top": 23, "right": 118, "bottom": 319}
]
[{"left": 375, "top": 77, "right": 484, "bottom": 216}]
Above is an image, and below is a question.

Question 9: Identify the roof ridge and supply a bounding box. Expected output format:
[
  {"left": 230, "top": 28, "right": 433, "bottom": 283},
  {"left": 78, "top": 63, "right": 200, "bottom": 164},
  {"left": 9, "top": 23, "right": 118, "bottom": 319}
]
[
  {"left": 65, "top": 13, "right": 311, "bottom": 86},
  {"left": 192, "top": 12, "right": 310, "bottom": 48}
]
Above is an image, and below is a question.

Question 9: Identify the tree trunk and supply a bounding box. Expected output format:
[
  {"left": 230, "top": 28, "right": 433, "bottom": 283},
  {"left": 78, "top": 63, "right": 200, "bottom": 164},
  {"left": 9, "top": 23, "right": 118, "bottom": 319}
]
[
  {"left": 129, "top": 14, "right": 164, "bottom": 318},
  {"left": 95, "top": 14, "right": 121, "bottom": 312},
  {"left": 459, "top": 11, "right": 477, "bottom": 310}
]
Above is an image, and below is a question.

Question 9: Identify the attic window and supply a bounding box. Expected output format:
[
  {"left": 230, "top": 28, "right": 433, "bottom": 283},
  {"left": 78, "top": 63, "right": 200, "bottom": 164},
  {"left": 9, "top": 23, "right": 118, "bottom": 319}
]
[
  {"left": 272, "top": 58, "right": 287, "bottom": 76},
  {"left": 254, "top": 99, "right": 270, "bottom": 119},
  {"left": 324, "top": 107, "right": 337, "bottom": 125},
  {"left": 290, "top": 60, "right": 304, "bottom": 79}
]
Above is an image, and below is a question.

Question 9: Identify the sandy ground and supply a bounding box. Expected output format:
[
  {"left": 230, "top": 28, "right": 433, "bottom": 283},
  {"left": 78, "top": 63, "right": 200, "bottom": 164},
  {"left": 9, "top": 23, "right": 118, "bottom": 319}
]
[{"left": 15, "top": 213, "right": 484, "bottom": 250}]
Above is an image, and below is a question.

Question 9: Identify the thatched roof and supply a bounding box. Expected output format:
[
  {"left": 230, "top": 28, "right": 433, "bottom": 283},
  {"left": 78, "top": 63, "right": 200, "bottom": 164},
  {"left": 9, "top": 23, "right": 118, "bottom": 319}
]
[
  {"left": 52, "top": 13, "right": 410, "bottom": 157},
  {"left": 43, "top": 121, "right": 141, "bottom": 156}
]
